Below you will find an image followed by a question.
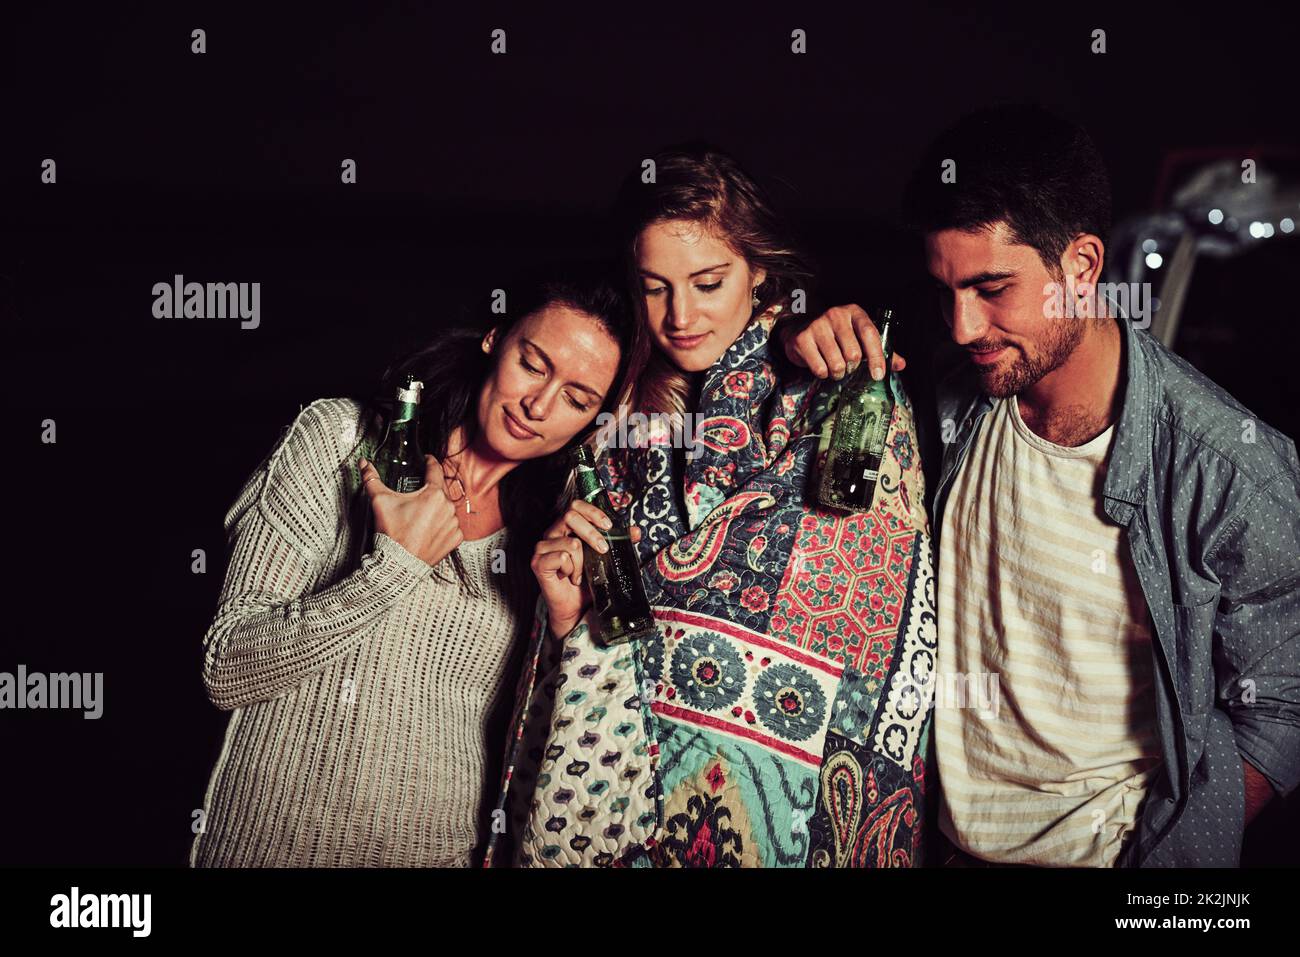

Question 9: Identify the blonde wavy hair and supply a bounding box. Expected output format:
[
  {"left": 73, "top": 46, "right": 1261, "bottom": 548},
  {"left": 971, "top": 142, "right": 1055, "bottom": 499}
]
[{"left": 608, "top": 145, "right": 815, "bottom": 434}]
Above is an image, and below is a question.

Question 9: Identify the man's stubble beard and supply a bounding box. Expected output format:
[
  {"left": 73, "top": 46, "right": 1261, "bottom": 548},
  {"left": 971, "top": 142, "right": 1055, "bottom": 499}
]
[{"left": 977, "top": 316, "right": 1088, "bottom": 399}]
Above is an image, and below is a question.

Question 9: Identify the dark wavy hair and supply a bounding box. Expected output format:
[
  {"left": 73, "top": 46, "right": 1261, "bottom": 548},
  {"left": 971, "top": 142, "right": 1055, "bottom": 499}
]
[
  {"left": 901, "top": 104, "right": 1112, "bottom": 278},
  {"left": 343, "top": 262, "right": 638, "bottom": 627}
]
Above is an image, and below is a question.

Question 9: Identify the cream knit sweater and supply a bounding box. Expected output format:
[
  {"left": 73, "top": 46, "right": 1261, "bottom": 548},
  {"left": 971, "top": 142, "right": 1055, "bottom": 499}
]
[{"left": 189, "top": 397, "right": 519, "bottom": 867}]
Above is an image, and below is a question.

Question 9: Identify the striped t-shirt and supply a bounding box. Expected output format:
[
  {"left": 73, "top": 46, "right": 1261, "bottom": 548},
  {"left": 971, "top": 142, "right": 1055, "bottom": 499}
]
[{"left": 934, "top": 394, "right": 1162, "bottom": 866}]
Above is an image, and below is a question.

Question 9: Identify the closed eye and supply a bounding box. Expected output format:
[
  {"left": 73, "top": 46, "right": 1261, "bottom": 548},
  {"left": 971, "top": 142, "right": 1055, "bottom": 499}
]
[
  {"left": 696, "top": 281, "right": 722, "bottom": 293},
  {"left": 522, "top": 357, "right": 590, "bottom": 411}
]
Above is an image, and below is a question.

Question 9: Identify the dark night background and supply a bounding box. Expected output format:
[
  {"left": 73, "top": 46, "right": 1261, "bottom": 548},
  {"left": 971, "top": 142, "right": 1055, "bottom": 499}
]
[{"left": 2, "top": 3, "right": 1296, "bottom": 866}]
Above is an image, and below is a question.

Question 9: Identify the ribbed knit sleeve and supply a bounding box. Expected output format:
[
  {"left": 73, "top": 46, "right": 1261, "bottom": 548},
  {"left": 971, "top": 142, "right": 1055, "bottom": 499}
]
[{"left": 200, "top": 398, "right": 434, "bottom": 711}]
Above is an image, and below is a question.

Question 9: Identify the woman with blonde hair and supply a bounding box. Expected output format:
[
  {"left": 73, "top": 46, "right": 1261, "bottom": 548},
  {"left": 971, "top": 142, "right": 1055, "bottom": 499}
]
[{"left": 488, "top": 148, "right": 936, "bottom": 868}]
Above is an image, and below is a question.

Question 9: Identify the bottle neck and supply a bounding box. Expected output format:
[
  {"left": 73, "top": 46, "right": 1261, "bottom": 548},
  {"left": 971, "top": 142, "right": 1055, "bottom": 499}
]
[
  {"left": 391, "top": 400, "right": 419, "bottom": 427},
  {"left": 842, "top": 321, "right": 894, "bottom": 392},
  {"left": 879, "top": 320, "right": 894, "bottom": 361},
  {"left": 575, "top": 462, "right": 611, "bottom": 511}
]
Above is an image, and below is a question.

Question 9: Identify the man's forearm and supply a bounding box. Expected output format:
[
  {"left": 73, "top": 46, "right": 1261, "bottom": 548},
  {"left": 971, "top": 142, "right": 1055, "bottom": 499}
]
[{"left": 1243, "top": 759, "right": 1275, "bottom": 826}]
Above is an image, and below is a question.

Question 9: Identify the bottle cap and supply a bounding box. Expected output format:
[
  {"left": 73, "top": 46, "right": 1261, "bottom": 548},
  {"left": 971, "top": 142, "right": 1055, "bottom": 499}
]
[{"left": 396, "top": 379, "right": 424, "bottom": 403}]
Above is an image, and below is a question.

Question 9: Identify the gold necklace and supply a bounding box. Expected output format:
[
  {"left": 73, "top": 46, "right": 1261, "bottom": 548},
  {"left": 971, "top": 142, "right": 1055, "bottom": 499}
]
[{"left": 442, "top": 459, "right": 475, "bottom": 514}]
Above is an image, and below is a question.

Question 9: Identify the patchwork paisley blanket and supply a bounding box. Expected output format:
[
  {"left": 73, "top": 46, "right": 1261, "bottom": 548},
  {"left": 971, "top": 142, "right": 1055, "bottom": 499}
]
[{"left": 485, "top": 306, "right": 937, "bottom": 868}]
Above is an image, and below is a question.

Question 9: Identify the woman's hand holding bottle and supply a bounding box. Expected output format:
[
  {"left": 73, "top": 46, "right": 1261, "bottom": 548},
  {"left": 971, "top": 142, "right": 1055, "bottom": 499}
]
[
  {"left": 359, "top": 454, "right": 464, "bottom": 567},
  {"left": 531, "top": 499, "right": 641, "bottom": 639}
]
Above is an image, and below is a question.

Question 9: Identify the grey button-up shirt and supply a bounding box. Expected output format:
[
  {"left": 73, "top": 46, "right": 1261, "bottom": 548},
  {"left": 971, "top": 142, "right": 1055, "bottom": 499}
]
[{"left": 929, "top": 314, "right": 1300, "bottom": 866}]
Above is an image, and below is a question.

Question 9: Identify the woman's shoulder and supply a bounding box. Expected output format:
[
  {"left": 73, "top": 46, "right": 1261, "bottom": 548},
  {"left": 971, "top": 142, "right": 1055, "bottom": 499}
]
[
  {"left": 254, "top": 397, "right": 370, "bottom": 552},
  {"left": 269, "top": 398, "right": 368, "bottom": 473},
  {"left": 293, "top": 396, "right": 367, "bottom": 437}
]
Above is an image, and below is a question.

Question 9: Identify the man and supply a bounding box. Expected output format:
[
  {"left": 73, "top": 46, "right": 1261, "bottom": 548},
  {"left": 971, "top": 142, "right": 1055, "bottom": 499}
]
[{"left": 781, "top": 105, "right": 1299, "bottom": 866}]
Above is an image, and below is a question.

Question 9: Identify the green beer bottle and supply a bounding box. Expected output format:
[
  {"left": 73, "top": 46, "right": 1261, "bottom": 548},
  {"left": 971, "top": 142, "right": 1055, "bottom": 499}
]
[
  {"left": 375, "top": 374, "right": 425, "bottom": 493},
  {"left": 815, "top": 307, "right": 899, "bottom": 513},
  {"left": 573, "top": 444, "right": 656, "bottom": 645}
]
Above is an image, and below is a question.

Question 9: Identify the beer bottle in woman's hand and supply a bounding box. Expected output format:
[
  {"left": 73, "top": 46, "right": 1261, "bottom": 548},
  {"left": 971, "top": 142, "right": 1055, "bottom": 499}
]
[
  {"left": 532, "top": 446, "right": 651, "bottom": 644},
  {"left": 375, "top": 375, "right": 425, "bottom": 492},
  {"left": 571, "top": 445, "right": 655, "bottom": 645},
  {"left": 358, "top": 452, "right": 465, "bottom": 569}
]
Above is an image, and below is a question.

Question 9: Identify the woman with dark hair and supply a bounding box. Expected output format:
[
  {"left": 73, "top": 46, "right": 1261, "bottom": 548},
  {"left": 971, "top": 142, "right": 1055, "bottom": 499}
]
[
  {"left": 495, "top": 147, "right": 933, "bottom": 869},
  {"left": 190, "top": 266, "right": 638, "bottom": 868}
]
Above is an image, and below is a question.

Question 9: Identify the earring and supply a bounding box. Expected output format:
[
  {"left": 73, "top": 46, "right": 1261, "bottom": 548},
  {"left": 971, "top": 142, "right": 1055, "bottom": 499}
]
[{"left": 752, "top": 287, "right": 760, "bottom": 309}]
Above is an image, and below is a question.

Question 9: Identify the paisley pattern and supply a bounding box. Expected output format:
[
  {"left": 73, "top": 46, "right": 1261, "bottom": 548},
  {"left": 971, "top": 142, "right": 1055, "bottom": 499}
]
[
  {"left": 806, "top": 734, "right": 926, "bottom": 868},
  {"left": 695, "top": 416, "right": 751, "bottom": 455},
  {"left": 657, "top": 491, "right": 775, "bottom": 582},
  {"left": 486, "top": 305, "right": 936, "bottom": 868}
]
